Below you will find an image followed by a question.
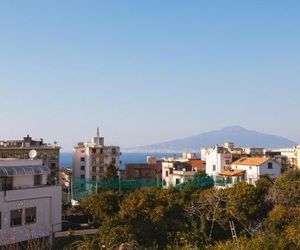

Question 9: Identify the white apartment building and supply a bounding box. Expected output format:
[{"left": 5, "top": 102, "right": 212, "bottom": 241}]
[
  {"left": 202, "top": 142, "right": 265, "bottom": 162},
  {"left": 271, "top": 145, "right": 300, "bottom": 169},
  {"left": 205, "top": 146, "right": 232, "bottom": 178},
  {"left": 229, "top": 157, "right": 282, "bottom": 185},
  {"left": 241, "top": 147, "right": 265, "bottom": 156},
  {"left": 0, "top": 159, "right": 61, "bottom": 246},
  {"left": 162, "top": 161, "right": 199, "bottom": 188},
  {"left": 73, "top": 129, "right": 121, "bottom": 181},
  {"left": 163, "top": 153, "right": 197, "bottom": 163},
  {"left": 181, "top": 152, "right": 197, "bottom": 160}
]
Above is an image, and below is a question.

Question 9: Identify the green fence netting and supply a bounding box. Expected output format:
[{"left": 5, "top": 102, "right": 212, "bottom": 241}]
[{"left": 70, "top": 175, "right": 243, "bottom": 201}]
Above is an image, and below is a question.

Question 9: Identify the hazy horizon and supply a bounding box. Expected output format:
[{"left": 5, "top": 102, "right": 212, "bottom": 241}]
[{"left": 1, "top": 1, "right": 300, "bottom": 151}]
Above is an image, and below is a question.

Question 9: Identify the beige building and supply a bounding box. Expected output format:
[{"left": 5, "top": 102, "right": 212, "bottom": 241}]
[
  {"left": 0, "top": 159, "right": 61, "bottom": 246},
  {"left": 0, "top": 135, "right": 60, "bottom": 184},
  {"left": 270, "top": 145, "right": 300, "bottom": 169},
  {"left": 58, "top": 168, "right": 71, "bottom": 189},
  {"left": 72, "top": 129, "right": 121, "bottom": 181},
  {"left": 162, "top": 161, "right": 199, "bottom": 188}
]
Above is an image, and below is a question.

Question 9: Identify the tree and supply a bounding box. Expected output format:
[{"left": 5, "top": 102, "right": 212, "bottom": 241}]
[
  {"left": 118, "top": 188, "right": 186, "bottom": 249},
  {"left": 226, "top": 183, "right": 265, "bottom": 235},
  {"left": 267, "top": 170, "right": 300, "bottom": 207},
  {"left": 105, "top": 164, "right": 118, "bottom": 180},
  {"left": 80, "top": 190, "right": 122, "bottom": 222}
]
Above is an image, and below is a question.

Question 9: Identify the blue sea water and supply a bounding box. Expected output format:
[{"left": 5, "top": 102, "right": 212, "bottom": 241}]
[{"left": 59, "top": 152, "right": 180, "bottom": 169}]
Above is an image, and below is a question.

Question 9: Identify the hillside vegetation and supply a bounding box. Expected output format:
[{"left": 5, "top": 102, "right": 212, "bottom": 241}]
[{"left": 73, "top": 170, "right": 300, "bottom": 250}]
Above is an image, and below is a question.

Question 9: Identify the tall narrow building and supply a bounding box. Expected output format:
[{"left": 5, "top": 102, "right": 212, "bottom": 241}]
[{"left": 72, "top": 128, "right": 121, "bottom": 181}]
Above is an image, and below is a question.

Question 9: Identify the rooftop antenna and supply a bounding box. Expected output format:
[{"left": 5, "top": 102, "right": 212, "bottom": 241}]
[{"left": 97, "top": 127, "right": 100, "bottom": 146}]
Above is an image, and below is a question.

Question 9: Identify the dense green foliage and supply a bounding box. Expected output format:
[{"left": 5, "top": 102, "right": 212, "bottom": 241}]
[{"left": 77, "top": 171, "right": 300, "bottom": 250}]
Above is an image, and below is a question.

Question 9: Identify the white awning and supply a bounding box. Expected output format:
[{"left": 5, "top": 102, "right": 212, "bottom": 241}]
[{"left": 0, "top": 165, "right": 50, "bottom": 177}]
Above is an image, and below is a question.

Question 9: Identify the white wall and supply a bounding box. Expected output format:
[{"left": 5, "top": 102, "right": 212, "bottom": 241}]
[
  {"left": 0, "top": 185, "right": 61, "bottom": 246},
  {"left": 297, "top": 146, "right": 300, "bottom": 169},
  {"left": 259, "top": 160, "right": 281, "bottom": 177},
  {"left": 205, "top": 147, "right": 232, "bottom": 177},
  {"left": 162, "top": 162, "right": 174, "bottom": 188},
  {"left": 231, "top": 159, "right": 281, "bottom": 184}
]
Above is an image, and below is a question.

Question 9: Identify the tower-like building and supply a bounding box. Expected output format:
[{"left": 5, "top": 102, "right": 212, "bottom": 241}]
[{"left": 72, "top": 128, "right": 121, "bottom": 180}]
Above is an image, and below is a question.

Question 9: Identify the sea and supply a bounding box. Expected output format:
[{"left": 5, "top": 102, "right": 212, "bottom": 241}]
[{"left": 59, "top": 152, "right": 181, "bottom": 169}]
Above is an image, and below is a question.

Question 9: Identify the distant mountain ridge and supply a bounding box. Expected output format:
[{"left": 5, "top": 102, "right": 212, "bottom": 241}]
[{"left": 124, "top": 126, "right": 297, "bottom": 153}]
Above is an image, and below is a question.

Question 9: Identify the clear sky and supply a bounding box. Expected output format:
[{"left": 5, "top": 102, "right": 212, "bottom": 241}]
[{"left": 0, "top": 1, "right": 299, "bottom": 151}]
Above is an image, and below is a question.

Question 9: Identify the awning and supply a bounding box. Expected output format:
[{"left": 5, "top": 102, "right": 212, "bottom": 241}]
[
  {"left": 219, "top": 169, "right": 246, "bottom": 177},
  {"left": 0, "top": 165, "right": 50, "bottom": 177}
]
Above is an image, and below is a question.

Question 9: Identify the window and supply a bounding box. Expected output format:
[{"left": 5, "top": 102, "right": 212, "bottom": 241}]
[
  {"left": 34, "top": 175, "right": 42, "bottom": 186},
  {"left": 80, "top": 165, "right": 85, "bottom": 171},
  {"left": 176, "top": 179, "right": 180, "bottom": 185},
  {"left": 92, "top": 148, "right": 96, "bottom": 154},
  {"left": 213, "top": 165, "right": 216, "bottom": 171},
  {"left": 268, "top": 162, "right": 273, "bottom": 169},
  {"left": 111, "top": 158, "right": 116, "bottom": 164},
  {"left": 165, "top": 171, "right": 169, "bottom": 177},
  {"left": 100, "top": 158, "right": 104, "bottom": 164},
  {"left": 25, "top": 207, "right": 36, "bottom": 224},
  {"left": 169, "top": 168, "right": 173, "bottom": 174},
  {"left": 10, "top": 209, "right": 22, "bottom": 227},
  {"left": 249, "top": 166, "right": 252, "bottom": 170},
  {"left": 80, "top": 175, "right": 85, "bottom": 179},
  {"left": 92, "top": 176, "right": 96, "bottom": 181},
  {"left": 92, "top": 167, "right": 96, "bottom": 173},
  {"left": 80, "top": 157, "right": 85, "bottom": 162},
  {"left": 51, "top": 163, "right": 56, "bottom": 168},
  {"left": 0, "top": 177, "right": 13, "bottom": 191},
  {"left": 225, "top": 160, "right": 230, "bottom": 165},
  {"left": 99, "top": 167, "right": 104, "bottom": 174}
]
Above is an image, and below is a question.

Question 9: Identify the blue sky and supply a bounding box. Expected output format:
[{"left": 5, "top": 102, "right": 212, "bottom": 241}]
[{"left": 0, "top": 1, "right": 299, "bottom": 151}]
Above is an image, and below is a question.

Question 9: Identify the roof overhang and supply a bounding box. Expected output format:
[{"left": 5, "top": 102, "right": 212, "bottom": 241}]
[
  {"left": 219, "top": 169, "right": 246, "bottom": 177},
  {"left": 0, "top": 165, "right": 50, "bottom": 177}
]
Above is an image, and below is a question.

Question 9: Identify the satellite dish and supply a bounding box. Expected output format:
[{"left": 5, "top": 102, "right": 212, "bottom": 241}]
[{"left": 29, "top": 150, "right": 37, "bottom": 160}]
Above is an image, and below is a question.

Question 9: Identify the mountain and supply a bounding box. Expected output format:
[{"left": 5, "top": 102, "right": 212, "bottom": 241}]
[{"left": 124, "top": 126, "right": 297, "bottom": 153}]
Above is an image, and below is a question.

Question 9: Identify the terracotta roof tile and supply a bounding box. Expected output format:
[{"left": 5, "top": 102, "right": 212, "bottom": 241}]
[{"left": 232, "top": 157, "right": 270, "bottom": 166}]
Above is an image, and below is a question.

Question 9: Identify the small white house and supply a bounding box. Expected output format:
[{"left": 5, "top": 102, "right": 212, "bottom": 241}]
[
  {"left": 230, "top": 157, "right": 282, "bottom": 185},
  {"left": 0, "top": 159, "right": 61, "bottom": 246},
  {"left": 162, "top": 162, "right": 198, "bottom": 188},
  {"left": 205, "top": 146, "right": 232, "bottom": 177}
]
